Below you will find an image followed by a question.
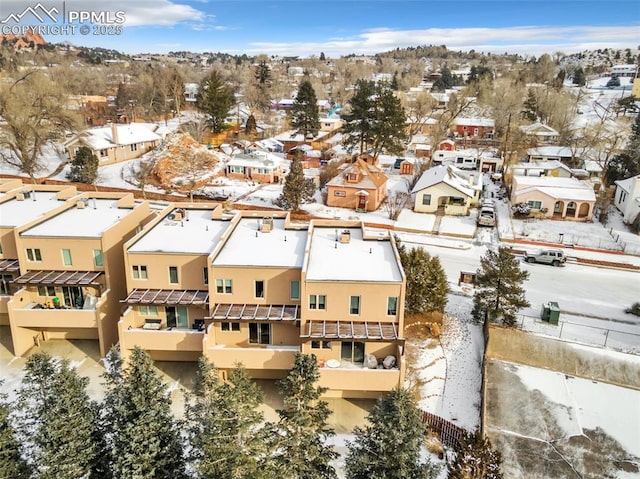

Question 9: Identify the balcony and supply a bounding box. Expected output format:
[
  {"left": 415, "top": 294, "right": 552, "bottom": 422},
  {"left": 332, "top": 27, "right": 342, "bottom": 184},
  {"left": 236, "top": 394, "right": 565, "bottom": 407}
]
[
  {"left": 8, "top": 289, "right": 100, "bottom": 329},
  {"left": 205, "top": 343, "right": 299, "bottom": 371},
  {"left": 318, "top": 362, "right": 403, "bottom": 395},
  {"left": 119, "top": 308, "right": 205, "bottom": 353}
]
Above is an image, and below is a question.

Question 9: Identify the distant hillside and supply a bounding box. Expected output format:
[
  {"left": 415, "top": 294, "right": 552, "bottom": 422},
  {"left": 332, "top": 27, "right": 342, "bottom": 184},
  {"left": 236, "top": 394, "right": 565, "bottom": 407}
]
[{"left": 0, "top": 32, "right": 47, "bottom": 50}]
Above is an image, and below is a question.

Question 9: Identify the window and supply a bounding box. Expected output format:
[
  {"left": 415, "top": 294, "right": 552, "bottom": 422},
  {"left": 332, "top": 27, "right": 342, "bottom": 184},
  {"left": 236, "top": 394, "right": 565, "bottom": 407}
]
[
  {"left": 132, "top": 265, "right": 148, "bottom": 279},
  {"left": 169, "top": 266, "right": 179, "bottom": 284},
  {"left": 93, "top": 249, "right": 104, "bottom": 267},
  {"left": 350, "top": 296, "right": 360, "bottom": 315},
  {"left": 203, "top": 267, "right": 209, "bottom": 285},
  {"left": 527, "top": 200, "right": 543, "bottom": 210},
  {"left": 99, "top": 149, "right": 108, "bottom": 157},
  {"left": 473, "top": 128, "right": 479, "bottom": 136},
  {"left": 249, "top": 323, "right": 270, "bottom": 344},
  {"left": 422, "top": 194, "right": 431, "bottom": 206},
  {"left": 311, "top": 340, "right": 332, "bottom": 349},
  {"left": 221, "top": 322, "right": 240, "bottom": 332},
  {"left": 130, "top": 143, "right": 138, "bottom": 152},
  {"left": 62, "top": 249, "right": 73, "bottom": 266},
  {"left": 26, "top": 248, "right": 42, "bottom": 262},
  {"left": 309, "top": 294, "right": 326, "bottom": 310},
  {"left": 341, "top": 341, "right": 365, "bottom": 363},
  {"left": 216, "top": 279, "right": 232, "bottom": 294},
  {"left": 38, "top": 286, "right": 56, "bottom": 297},
  {"left": 387, "top": 297, "right": 398, "bottom": 316},
  {"left": 619, "top": 190, "right": 627, "bottom": 203},
  {"left": 0, "top": 274, "right": 13, "bottom": 295},
  {"left": 139, "top": 305, "right": 158, "bottom": 316},
  {"left": 290, "top": 280, "right": 300, "bottom": 300},
  {"left": 333, "top": 190, "right": 346, "bottom": 197},
  {"left": 230, "top": 165, "right": 245, "bottom": 174},
  {"left": 0, "top": 242, "right": 3, "bottom": 254},
  {"left": 255, "top": 280, "right": 265, "bottom": 298}
]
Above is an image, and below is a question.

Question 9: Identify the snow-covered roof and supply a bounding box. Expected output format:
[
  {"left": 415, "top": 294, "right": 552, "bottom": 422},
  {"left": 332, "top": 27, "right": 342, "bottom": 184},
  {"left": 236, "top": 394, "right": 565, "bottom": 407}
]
[
  {"left": 127, "top": 208, "right": 232, "bottom": 254},
  {"left": 0, "top": 192, "right": 65, "bottom": 228},
  {"left": 520, "top": 122, "right": 560, "bottom": 137},
  {"left": 213, "top": 218, "right": 307, "bottom": 268},
  {"left": 514, "top": 176, "right": 596, "bottom": 202},
  {"left": 614, "top": 174, "right": 640, "bottom": 195},
  {"left": 512, "top": 160, "right": 572, "bottom": 173},
  {"left": 68, "top": 123, "right": 162, "bottom": 150},
  {"left": 227, "top": 151, "right": 283, "bottom": 170},
  {"left": 454, "top": 117, "right": 495, "bottom": 127},
  {"left": 326, "top": 159, "right": 387, "bottom": 190},
  {"left": 411, "top": 164, "right": 480, "bottom": 197},
  {"left": 305, "top": 227, "right": 403, "bottom": 283},
  {"left": 20, "top": 199, "right": 135, "bottom": 238},
  {"left": 274, "top": 130, "right": 330, "bottom": 142},
  {"left": 527, "top": 146, "right": 580, "bottom": 158}
]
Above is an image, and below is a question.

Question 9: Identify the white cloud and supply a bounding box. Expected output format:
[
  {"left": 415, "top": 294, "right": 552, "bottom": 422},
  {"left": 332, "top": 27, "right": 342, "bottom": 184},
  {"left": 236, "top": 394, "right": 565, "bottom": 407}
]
[
  {"left": 244, "top": 25, "right": 640, "bottom": 57},
  {"left": 114, "top": 0, "right": 206, "bottom": 27}
]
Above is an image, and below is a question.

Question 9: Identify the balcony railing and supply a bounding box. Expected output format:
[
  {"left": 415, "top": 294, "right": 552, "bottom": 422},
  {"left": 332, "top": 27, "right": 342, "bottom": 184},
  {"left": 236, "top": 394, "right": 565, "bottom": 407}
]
[{"left": 205, "top": 343, "right": 299, "bottom": 370}]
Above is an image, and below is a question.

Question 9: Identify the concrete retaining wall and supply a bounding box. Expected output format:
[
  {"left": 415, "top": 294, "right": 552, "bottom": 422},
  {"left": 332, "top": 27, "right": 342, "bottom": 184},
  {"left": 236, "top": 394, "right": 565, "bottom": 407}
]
[{"left": 485, "top": 324, "right": 640, "bottom": 390}]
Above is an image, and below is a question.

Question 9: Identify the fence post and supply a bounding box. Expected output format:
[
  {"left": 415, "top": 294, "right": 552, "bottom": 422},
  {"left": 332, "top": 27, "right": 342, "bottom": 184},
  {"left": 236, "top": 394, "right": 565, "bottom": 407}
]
[
  {"left": 559, "top": 321, "right": 564, "bottom": 338},
  {"left": 604, "top": 329, "right": 610, "bottom": 348}
]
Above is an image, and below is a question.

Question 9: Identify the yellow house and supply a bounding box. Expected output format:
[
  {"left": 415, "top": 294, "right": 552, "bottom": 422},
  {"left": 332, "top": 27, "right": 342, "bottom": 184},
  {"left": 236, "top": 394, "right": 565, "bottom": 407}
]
[
  {"left": 0, "top": 184, "right": 78, "bottom": 327},
  {"left": 411, "top": 165, "right": 482, "bottom": 215},
  {"left": 119, "top": 204, "right": 235, "bottom": 362},
  {"left": 64, "top": 123, "right": 164, "bottom": 166},
  {"left": 300, "top": 222, "right": 407, "bottom": 398},
  {"left": 7, "top": 192, "right": 151, "bottom": 356}
]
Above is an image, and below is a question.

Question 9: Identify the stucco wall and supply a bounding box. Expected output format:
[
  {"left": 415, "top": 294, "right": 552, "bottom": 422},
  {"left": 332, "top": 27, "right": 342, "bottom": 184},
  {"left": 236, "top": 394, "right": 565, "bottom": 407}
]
[{"left": 485, "top": 325, "right": 640, "bottom": 389}]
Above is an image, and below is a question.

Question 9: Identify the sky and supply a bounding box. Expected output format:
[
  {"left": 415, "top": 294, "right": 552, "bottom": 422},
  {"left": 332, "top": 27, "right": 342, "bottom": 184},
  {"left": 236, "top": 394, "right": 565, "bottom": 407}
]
[{"left": 0, "top": 0, "right": 638, "bottom": 57}]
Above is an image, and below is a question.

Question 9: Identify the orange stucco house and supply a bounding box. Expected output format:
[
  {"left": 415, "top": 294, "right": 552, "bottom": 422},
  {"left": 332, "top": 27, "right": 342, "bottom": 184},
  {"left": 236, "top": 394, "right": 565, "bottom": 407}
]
[{"left": 326, "top": 157, "right": 388, "bottom": 212}]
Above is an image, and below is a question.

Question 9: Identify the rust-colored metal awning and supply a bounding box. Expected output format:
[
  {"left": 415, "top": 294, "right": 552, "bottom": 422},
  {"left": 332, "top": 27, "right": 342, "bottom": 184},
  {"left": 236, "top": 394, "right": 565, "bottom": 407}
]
[
  {"left": 14, "top": 270, "right": 103, "bottom": 286},
  {"left": 207, "top": 303, "right": 299, "bottom": 321},
  {"left": 301, "top": 320, "right": 400, "bottom": 340},
  {"left": 121, "top": 288, "right": 209, "bottom": 305},
  {"left": 0, "top": 259, "right": 20, "bottom": 273}
]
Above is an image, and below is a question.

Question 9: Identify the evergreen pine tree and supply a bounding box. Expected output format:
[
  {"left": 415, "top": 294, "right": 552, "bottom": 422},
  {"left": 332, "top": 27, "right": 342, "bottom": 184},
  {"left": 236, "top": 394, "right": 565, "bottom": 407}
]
[
  {"left": 447, "top": 429, "right": 503, "bottom": 479},
  {"left": 187, "top": 358, "right": 270, "bottom": 478},
  {"left": 269, "top": 353, "right": 337, "bottom": 479},
  {"left": 572, "top": 67, "right": 586, "bottom": 86},
  {"left": 275, "top": 154, "right": 316, "bottom": 211},
  {"left": 342, "top": 79, "right": 376, "bottom": 154},
  {"left": 15, "top": 352, "right": 105, "bottom": 479},
  {"left": 0, "top": 385, "right": 30, "bottom": 479},
  {"left": 103, "top": 347, "right": 186, "bottom": 479},
  {"left": 397, "top": 241, "right": 449, "bottom": 314},
  {"left": 254, "top": 61, "right": 272, "bottom": 112},
  {"left": 472, "top": 247, "right": 530, "bottom": 326},
  {"left": 67, "top": 145, "right": 99, "bottom": 184},
  {"left": 290, "top": 80, "right": 320, "bottom": 139},
  {"left": 343, "top": 80, "right": 406, "bottom": 159},
  {"left": 344, "top": 388, "right": 438, "bottom": 479},
  {"left": 522, "top": 89, "right": 538, "bottom": 122},
  {"left": 197, "top": 70, "right": 235, "bottom": 134}
]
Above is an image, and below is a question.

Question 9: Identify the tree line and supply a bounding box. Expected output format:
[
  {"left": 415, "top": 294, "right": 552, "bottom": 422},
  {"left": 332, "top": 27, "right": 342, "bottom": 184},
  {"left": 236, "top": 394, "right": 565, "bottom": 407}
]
[{"left": 0, "top": 347, "right": 502, "bottom": 478}]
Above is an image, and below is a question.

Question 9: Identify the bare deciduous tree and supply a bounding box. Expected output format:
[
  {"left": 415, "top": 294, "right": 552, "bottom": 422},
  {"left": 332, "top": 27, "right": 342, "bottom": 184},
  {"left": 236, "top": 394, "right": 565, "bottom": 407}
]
[
  {"left": 0, "top": 71, "right": 79, "bottom": 181},
  {"left": 384, "top": 191, "right": 410, "bottom": 220}
]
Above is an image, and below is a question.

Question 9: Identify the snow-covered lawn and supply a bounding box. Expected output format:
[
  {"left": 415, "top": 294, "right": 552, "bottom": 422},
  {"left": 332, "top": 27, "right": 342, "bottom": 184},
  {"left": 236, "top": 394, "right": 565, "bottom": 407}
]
[{"left": 438, "top": 214, "right": 476, "bottom": 237}]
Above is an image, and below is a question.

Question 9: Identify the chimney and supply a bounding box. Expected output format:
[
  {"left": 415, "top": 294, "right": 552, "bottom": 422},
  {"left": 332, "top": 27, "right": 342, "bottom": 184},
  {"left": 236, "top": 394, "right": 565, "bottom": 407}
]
[
  {"left": 77, "top": 200, "right": 86, "bottom": 209},
  {"left": 110, "top": 123, "right": 119, "bottom": 145},
  {"left": 339, "top": 230, "right": 351, "bottom": 243},
  {"left": 261, "top": 217, "right": 273, "bottom": 233}
]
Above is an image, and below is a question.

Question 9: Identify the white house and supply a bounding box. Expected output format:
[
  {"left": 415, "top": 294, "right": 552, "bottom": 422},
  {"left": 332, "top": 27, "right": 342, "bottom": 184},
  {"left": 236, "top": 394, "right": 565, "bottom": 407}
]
[
  {"left": 411, "top": 165, "right": 482, "bottom": 215},
  {"left": 520, "top": 122, "right": 560, "bottom": 143},
  {"left": 614, "top": 174, "right": 640, "bottom": 226}
]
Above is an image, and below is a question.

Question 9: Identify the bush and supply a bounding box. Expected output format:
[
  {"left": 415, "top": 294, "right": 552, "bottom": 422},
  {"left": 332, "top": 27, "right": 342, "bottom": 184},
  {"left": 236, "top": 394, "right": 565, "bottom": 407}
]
[{"left": 625, "top": 302, "right": 640, "bottom": 316}]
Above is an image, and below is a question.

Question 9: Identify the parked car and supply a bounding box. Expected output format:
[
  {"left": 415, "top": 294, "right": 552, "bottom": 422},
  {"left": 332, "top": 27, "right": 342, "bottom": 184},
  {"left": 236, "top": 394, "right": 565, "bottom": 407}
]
[
  {"left": 477, "top": 206, "right": 496, "bottom": 227},
  {"left": 523, "top": 249, "right": 566, "bottom": 266},
  {"left": 393, "top": 158, "right": 404, "bottom": 169}
]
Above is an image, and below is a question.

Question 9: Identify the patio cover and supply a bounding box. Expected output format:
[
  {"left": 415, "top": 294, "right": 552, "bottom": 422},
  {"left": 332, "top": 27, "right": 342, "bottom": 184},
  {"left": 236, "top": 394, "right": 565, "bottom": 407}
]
[
  {"left": 301, "top": 320, "right": 400, "bottom": 340},
  {"left": 14, "top": 270, "right": 103, "bottom": 286},
  {"left": 122, "top": 288, "right": 209, "bottom": 305},
  {"left": 207, "top": 303, "right": 299, "bottom": 321}
]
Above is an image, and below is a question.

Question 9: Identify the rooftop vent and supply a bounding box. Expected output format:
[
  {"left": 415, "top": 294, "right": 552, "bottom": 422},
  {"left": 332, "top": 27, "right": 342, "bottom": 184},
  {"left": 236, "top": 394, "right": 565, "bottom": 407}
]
[
  {"left": 261, "top": 217, "right": 273, "bottom": 233},
  {"left": 77, "top": 200, "right": 86, "bottom": 209},
  {"left": 339, "top": 229, "right": 351, "bottom": 244},
  {"left": 16, "top": 192, "right": 25, "bottom": 201}
]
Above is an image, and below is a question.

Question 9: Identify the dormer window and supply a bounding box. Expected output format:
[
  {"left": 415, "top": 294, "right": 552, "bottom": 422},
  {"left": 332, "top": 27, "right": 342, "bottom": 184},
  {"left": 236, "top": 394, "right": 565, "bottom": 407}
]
[{"left": 347, "top": 172, "right": 359, "bottom": 183}]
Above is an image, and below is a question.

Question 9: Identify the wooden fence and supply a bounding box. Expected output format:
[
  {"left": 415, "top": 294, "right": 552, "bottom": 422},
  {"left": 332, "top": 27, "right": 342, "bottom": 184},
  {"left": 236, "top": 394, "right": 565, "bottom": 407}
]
[{"left": 420, "top": 410, "right": 467, "bottom": 449}]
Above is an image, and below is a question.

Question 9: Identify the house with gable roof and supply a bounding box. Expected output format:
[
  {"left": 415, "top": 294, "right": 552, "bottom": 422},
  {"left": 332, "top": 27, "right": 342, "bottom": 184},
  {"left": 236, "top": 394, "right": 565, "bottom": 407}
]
[
  {"left": 511, "top": 176, "right": 596, "bottom": 220},
  {"left": 64, "top": 123, "right": 164, "bottom": 166},
  {"left": 614, "top": 174, "right": 640, "bottom": 228},
  {"left": 226, "top": 151, "right": 284, "bottom": 184},
  {"left": 326, "top": 156, "right": 388, "bottom": 212},
  {"left": 411, "top": 164, "right": 482, "bottom": 215},
  {"left": 520, "top": 122, "right": 560, "bottom": 144}
]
